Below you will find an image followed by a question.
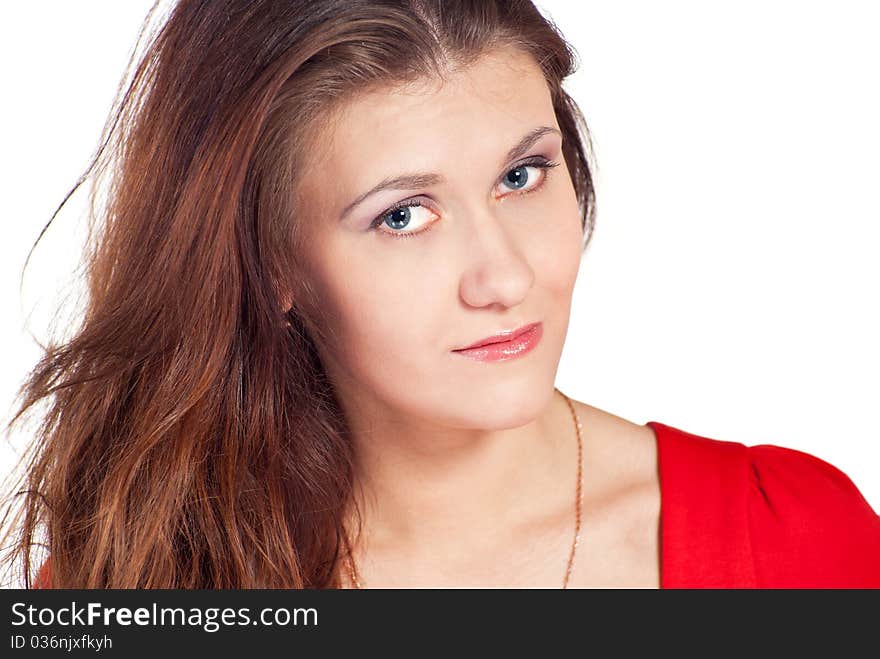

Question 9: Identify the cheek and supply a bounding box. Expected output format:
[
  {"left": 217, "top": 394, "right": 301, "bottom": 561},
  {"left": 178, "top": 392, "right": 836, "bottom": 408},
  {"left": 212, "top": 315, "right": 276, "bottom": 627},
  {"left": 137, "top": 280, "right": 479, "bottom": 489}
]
[
  {"left": 526, "top": 190, "right": 583, "bottom": 294},
  {"left": 307, "top": 245, "right": 434, "bottom": 371},
  {"left": 322, "top": 275, "right": 442, "bottom": 414}
]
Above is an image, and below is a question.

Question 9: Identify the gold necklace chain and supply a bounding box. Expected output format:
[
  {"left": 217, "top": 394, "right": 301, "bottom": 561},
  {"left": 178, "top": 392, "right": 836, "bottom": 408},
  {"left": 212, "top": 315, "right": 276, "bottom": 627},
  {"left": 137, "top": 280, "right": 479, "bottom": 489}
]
[{"left": 342, "top": 388, "right": 584, "bottom": 589}]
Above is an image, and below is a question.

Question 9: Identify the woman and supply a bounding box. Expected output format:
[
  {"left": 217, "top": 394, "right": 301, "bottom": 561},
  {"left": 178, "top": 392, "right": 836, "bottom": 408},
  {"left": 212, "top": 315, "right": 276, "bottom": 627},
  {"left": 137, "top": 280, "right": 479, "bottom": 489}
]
[{"left": 4, "top": 0, "right": 878, "bottom": 589}]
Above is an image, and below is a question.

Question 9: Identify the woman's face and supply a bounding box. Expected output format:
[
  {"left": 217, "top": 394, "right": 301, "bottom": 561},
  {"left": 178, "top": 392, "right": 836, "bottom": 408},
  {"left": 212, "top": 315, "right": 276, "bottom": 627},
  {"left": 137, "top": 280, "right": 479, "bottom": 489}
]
[{"left": 294, "top": 47, "right": 584, "bottom": 431}]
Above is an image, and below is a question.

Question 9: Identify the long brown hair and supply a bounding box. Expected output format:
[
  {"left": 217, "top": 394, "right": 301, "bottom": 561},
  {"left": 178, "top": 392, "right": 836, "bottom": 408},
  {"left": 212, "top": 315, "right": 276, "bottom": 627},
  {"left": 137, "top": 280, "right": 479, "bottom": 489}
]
[{"left": 1, "top": 0, "right": 596, "bottom": 588}]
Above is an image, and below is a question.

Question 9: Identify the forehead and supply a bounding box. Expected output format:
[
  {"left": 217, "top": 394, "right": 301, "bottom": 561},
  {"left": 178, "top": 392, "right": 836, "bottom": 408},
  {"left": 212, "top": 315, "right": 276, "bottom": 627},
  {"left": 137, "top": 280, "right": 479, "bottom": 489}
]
[
  {"left": 304, "top": 48, "right": 556, "bottom": 203},
  {"left": 334, "top": 48, "right": 551, "bottom": 136}
]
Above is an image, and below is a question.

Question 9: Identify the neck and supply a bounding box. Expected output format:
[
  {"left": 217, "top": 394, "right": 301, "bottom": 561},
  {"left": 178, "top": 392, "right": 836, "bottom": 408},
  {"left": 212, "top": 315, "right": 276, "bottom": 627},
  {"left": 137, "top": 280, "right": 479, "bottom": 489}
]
[{"left": 341, "top": 387, "right": 578, "bottom": 560}]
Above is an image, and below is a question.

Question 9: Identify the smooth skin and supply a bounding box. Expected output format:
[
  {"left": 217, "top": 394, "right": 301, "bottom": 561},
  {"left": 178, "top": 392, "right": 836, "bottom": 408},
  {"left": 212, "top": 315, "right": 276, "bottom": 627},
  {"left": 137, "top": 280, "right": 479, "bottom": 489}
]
[{"left": 293, "top": 46, "right": 661, "bottom": 588}]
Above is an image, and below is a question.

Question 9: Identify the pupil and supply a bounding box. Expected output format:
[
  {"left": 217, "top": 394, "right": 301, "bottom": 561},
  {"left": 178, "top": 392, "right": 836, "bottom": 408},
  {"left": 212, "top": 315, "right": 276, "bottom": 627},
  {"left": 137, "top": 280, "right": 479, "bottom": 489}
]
[{"left": 506, "top": 166, "right": 528, "bottom": 189}]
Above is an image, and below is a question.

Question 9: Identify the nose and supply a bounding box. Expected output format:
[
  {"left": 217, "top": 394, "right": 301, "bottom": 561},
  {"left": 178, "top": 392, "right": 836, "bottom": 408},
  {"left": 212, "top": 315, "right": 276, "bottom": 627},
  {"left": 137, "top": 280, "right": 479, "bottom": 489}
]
[{"left": 457, "top": 206, "right": 535, "bottom": 309}]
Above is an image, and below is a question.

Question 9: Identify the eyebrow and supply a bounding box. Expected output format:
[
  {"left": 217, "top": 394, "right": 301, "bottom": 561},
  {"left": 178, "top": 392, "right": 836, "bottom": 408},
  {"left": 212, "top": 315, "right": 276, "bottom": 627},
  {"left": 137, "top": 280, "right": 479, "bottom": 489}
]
[{"left": 339, "top": 125, "right": 562, "bottom": 220}]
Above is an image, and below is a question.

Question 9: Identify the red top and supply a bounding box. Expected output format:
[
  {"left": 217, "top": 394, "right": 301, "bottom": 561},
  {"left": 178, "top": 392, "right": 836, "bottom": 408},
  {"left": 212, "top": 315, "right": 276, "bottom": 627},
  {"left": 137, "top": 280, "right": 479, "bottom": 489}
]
[
  {"left": 650, "top": 420, "right": 880, "bottom": 588},
  {"left": 31, "top": 420, "right": 880, "bottom": 589}
]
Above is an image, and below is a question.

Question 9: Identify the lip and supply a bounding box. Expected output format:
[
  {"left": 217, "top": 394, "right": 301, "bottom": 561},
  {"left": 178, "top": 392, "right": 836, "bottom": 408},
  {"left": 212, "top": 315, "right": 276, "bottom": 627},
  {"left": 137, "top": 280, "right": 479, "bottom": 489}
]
[
  {"left": 452, "top": 322, "right": 543, "bottom": 362},
  {"left": 454, "top": 321, "right": 542, "bottom": 350}
]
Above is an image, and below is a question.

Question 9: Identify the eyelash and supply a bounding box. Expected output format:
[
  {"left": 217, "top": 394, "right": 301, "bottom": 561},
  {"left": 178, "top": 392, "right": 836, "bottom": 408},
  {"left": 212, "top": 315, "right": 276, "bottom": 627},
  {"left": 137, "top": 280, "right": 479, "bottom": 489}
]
[{"left": 368, "top": 156, "right": 561, "bottom": 240}]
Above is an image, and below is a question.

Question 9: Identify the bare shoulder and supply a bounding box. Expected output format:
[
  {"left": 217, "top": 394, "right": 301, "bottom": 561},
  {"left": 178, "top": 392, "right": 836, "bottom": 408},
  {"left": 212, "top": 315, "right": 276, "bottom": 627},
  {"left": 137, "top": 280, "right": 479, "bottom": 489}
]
[
  {"left": 566, "top": 398, "right": 661, "bottom": 588},
  {"left": 572, "top": 400, "right": 659, "bottom": 488}
]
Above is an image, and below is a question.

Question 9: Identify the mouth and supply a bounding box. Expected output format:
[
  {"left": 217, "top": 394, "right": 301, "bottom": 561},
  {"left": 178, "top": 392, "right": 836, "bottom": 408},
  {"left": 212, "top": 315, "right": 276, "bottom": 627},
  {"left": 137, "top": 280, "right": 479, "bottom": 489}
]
[
  {"left": 452, "top": 321, "right": 543, "bottom": 362},
  {"left": 453, "top": 321, "right": 541, "bottom": 351}
]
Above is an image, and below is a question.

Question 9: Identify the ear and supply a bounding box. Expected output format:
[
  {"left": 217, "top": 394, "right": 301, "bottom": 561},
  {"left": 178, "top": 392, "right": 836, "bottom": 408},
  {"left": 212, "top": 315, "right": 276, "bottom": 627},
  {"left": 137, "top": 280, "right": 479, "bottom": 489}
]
[
  {"left": 279, "top": 279, "right": 311, "bottom": 318},
  {"left": 276, "top": 283, "right": 301, "bottom": 326},
  {"left": 278, "top": 269, "right": 308, "bottom": 314}
]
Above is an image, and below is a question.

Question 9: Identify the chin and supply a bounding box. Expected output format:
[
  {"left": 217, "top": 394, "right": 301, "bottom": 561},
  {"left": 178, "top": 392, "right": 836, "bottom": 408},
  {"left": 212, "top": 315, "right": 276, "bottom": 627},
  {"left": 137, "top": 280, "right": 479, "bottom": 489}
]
[{"left": 456, "top": 377, "right": 557, "bottom": 429}]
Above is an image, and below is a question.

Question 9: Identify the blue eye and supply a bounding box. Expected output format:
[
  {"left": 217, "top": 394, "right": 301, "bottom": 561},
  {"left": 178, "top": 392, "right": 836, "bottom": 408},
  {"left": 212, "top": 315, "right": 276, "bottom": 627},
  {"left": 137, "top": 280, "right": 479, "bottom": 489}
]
[
  {"left": 369, "top": 200, "right": 436, "bottom": 239},
  {"left": 370, "top": 157, "right": 560, "bottom": 240},
  {"left": 503, "top": 165, "right": 531, "bottom": 190},
  {"left": 385, "top": 205, "right": 415, "bottom": 231}
]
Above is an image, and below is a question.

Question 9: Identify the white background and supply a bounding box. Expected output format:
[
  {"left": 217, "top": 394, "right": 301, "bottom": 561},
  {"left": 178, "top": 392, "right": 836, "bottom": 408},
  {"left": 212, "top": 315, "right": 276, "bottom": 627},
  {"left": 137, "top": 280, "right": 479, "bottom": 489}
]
[{"left": 1, "top": 1, "right": 877, "bottom": 522}]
